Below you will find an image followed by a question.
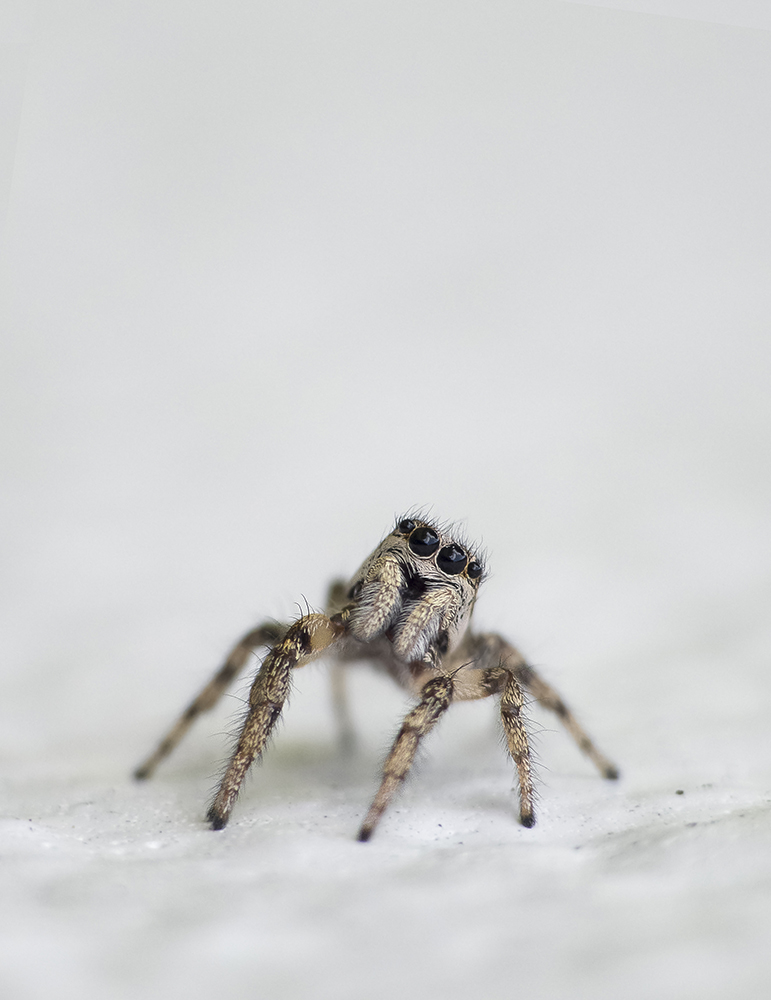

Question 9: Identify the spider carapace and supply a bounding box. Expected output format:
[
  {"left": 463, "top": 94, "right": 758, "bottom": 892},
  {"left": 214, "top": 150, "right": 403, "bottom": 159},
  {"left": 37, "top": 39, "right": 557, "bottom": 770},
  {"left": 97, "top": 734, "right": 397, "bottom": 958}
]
[{"left": 135, "top": 515, "right": 618, "bottom": 841}]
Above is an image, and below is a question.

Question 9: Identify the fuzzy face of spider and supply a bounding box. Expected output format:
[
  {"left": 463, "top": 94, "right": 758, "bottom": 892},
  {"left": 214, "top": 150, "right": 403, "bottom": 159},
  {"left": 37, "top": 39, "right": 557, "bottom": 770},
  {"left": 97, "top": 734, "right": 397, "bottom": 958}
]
[{"left": 345, "top": 516, "right": 486, "bottom": 663}]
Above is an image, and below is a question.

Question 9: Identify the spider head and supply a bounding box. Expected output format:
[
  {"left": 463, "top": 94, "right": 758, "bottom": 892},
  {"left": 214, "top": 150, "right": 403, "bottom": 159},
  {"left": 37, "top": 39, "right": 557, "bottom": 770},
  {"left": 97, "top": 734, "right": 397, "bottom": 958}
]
[{"left": 346, "top": 515, "right": 486, "bottom": 663}]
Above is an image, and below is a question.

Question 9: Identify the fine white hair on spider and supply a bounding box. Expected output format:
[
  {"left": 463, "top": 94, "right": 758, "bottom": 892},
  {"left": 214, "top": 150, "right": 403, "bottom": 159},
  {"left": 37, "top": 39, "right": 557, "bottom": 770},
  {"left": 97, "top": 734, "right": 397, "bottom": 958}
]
[{"left": 135, "top": 513, "right": 619, "bottom": 841}]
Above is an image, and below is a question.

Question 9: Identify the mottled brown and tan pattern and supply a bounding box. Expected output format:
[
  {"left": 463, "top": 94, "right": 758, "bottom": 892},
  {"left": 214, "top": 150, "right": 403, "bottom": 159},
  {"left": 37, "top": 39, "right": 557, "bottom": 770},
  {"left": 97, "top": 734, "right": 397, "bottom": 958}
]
[
  {"left": 456, "top": 632, "right": 619, "bottom": 781},
  {"left": 207, "top": 613, "right": 346, "bottom": 829},
  {"left": 358, "top": 674, "right": 454, "bottom": 841},
  {"left": 514, "top": 661, "right": 619, "bottom": 780},
  {"left": 135, "top": 514, "right": 618, "bottom": 841},
  {"left": 133, "top": 622, "right": 287, "bottom": 781}
]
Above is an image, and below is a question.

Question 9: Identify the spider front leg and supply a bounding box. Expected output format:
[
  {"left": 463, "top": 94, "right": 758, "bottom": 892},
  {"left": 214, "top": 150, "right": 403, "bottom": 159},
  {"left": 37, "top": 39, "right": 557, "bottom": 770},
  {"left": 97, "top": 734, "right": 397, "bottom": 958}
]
[
  {"left": 358, "top": 674, "right": 454, "bottom": 842},
  {"left": 134, "top": 622, "right": 287, "bottom": 780},
  {"left": 207, "top": 612, "right": 347, "bottom": 830}
]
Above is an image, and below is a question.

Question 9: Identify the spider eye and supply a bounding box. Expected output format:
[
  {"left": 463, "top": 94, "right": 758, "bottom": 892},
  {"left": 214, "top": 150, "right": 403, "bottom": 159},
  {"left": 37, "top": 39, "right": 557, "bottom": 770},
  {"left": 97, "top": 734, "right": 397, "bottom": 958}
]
[
  {"left": 467, "top": 560, "right": 483, "bottom": 580},
  {"left": 409, "top": 526, "right": 440, "bottom": 557},
  {"left": 397, "top": 519, "right": 416, "bottom": 534},
  {"left": 436, "top": 544, "right": 467, "bottom": 575}
]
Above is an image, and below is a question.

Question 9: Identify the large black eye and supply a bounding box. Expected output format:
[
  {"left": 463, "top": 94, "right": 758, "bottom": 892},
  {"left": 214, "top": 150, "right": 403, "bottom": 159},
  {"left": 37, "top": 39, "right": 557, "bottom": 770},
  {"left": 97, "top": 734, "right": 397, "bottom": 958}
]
[
  {"left": 437, "top": 544, "right": 467, "bottom": 575},
  {"left": 409, "top": 526, "right": 440, "bottom": 557},
  {"left": 467, "top": 560, "right": 483, "bottom": 580},
  {"left": 397, "top": 519, "right": 416, "bottom": 534}
]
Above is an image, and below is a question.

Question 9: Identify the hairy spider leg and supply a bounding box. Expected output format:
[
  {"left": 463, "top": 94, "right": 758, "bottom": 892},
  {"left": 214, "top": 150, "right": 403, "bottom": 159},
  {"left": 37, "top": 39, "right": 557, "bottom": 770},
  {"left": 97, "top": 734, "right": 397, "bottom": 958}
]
[
  {"left": 513, "top": 661, "right": 620, "bottom": 780},
  {"left": 357, "top": 674, "right": 454, "bottom": 842},
  {"left": 499, "top": 670, "right": 536, "bottom": 826},
  {"left": 437, "top": 648, "right": 537, "bottom": 829},
  {"left": 133, "top": 623, "right": 287, "bottom": 780},
  {"left": 207, "top": 612, "right": 348, "bottom": 830},
  {"left": 469, "top": 633, "right": 620, "bottom": 781}
]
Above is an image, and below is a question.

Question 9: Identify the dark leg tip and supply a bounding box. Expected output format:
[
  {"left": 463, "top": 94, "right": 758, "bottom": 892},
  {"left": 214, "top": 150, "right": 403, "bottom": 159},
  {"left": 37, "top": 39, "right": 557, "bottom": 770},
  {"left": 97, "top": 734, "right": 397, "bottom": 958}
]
[
  {"left": 604, "top": 765, "right": 620, "bottom": 780},
  {"left": 207, "top": 809, "right": 228, "bottom": 831},
  {"left": 133, "top": 766, "right": 149, "bottom": 781},
  {"left": 520, "top": 812, "right": 536, "bottom": 829},
  {"left": 356, "top": 826, "right": 373, "bottom": 842}
]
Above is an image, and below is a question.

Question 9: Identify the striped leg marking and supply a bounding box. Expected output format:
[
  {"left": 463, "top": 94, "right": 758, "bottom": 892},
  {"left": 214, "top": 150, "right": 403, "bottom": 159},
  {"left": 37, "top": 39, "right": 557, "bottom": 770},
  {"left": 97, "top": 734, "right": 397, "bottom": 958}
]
[
  {"left": 514, "top": 663, "right": 619, "bottom": 780},
  {"left": 134, "top": 623, "right": 286, "bottom": 780}
]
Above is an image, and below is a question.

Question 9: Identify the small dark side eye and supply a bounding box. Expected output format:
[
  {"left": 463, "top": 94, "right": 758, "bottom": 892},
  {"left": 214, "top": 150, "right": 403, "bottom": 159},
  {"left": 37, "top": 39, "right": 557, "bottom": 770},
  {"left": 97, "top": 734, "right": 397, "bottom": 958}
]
[
  {"left": 436, "top": 544, "right": 467, "bottom": 575},
  {"left": 409, "top": 526, "right": 440, "bottom": 557},
  {"left": 396, "top": 519, "right": 416, "bottom": 534},
  {"left": 467, "top": 560, "right": 483, "bottom": 579}
]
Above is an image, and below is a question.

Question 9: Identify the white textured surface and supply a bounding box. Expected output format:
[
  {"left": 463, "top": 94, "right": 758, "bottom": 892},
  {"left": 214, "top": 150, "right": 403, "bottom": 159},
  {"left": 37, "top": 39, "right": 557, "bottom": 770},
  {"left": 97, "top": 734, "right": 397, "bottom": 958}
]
[{"left": 1, "top": 2, "right": 770, "bottom": 998}]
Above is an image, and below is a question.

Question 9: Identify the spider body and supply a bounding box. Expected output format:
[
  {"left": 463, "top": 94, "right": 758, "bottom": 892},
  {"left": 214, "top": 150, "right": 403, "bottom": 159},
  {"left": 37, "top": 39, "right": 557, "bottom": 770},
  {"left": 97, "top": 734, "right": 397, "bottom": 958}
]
[{"left": 135, "top": 515, "right": 618, "bottom": 841}]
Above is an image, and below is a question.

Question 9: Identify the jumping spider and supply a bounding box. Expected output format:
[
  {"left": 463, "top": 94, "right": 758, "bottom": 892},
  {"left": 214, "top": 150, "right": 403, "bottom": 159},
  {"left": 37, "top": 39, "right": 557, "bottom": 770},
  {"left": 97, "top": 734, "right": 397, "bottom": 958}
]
[{"left": 135, "top": 515, "right": 618, "bottom": 840}]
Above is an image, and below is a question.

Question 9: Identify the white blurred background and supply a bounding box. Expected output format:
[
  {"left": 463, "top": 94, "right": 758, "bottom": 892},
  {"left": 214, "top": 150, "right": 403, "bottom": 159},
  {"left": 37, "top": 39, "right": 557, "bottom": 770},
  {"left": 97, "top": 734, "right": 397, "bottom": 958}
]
[{"left": 1, "top": 2, "right": 770, "bottom": 999}]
